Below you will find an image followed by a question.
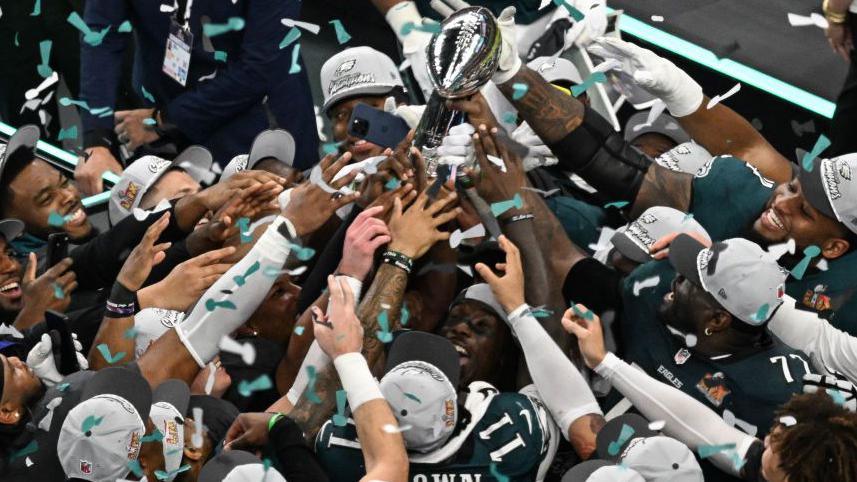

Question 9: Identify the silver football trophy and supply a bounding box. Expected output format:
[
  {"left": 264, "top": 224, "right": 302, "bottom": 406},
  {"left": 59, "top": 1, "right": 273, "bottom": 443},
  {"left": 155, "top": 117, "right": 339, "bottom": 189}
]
[{"left": 413, "top": 6, "right": 501, "bottom": 176}]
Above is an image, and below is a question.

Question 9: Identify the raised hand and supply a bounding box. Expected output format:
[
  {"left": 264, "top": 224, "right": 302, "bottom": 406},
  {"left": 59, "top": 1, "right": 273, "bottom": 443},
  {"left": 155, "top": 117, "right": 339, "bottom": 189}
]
[
  {"left": 468, "top": 125, "right": 527, "bottom": 208},
  {"left": 312, "top": 275, "right": 365, "bottom": 360},
  {"left": 138, "top": 246, "right": 236, "bottom": 311},
  {"left": 561, "top": 304, "right": 607, "bottom": 369},
  {"left": 388, "top": 187, "right": 461, "bottom": 259},
  {"left": 116, "top": 212, "right": 172, "bottom": 291},
  {"left": 224, "top": 412, "right": 278, "bottom": 451},
  {"left": 474, "top": 235, "right": 525, "bottom": 313},
  {"left": 282, "top": 152, "right": 361, "bottom": 236},
  {"left": 21, "top": 254, "right": 77, "bottom": 314},
  {"left": 200, "top": 170, "right": 285, "bottom": 212},
  {"left": 337, "top": 206, "right": 392, "bottom": 282}
]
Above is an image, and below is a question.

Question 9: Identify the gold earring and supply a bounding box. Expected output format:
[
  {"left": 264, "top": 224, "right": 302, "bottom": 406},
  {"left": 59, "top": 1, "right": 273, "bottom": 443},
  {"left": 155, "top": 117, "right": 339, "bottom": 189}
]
[{"left": 704, "top": 327, "right": 713, "bottom": 336}]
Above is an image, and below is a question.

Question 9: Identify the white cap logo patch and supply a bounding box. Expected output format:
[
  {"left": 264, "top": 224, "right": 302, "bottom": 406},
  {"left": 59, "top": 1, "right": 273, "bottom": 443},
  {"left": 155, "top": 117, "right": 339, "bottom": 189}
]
[
  {"left": 335, "top": 59, "right": 357, "bottom": 76},
  {"left": 148, "top": 158, "right": 172, "bottom": 174},
  {"left": 838, "top": 159, "right": 852, "bottom": 181}
]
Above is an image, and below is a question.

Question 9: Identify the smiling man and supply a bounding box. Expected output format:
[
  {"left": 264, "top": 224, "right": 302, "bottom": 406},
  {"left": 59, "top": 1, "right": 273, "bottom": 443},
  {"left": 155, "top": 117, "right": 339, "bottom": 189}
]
[
  {"left": 0, "top": 220, "right": 25, "bottom": 317},
  {"left": 0, "top": 126, "right": 94, "bottom": 255}
]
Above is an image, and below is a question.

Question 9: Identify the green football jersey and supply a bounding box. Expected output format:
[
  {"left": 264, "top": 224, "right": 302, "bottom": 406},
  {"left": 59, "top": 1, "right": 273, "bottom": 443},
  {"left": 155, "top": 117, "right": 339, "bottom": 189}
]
[
  {"left": 547, "top": 196, "right": 610, "bottom": 254},
  {"left": 315, "top": 383, "right": 559, "bottom": 482},
  {"left": 620, "top": 260, "right": 813, "bottom": 437}
]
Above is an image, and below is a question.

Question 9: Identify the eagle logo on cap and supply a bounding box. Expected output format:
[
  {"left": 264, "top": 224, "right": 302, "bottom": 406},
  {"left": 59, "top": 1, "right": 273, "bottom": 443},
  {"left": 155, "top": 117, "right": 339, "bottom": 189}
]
[
  {"left": 837, "top": 159, "right": 852, "bottom": 181},
  {"left": 335, "top": 59, "right": 357, "bottom": 76},
  {"left": 148, "top": 158, "right": 171, "bottom": 174}
]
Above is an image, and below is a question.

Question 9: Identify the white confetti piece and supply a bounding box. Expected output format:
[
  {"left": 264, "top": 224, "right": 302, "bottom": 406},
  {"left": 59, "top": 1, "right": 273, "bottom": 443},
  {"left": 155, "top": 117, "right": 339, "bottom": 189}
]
[
  {"left": 159, "top": 4, "right": 175, "bottom": 13},
  {"left": 486, "top": 154, "right": 506, "bottom": 172},
  {"left": 192, "top": 407, "right": 204, "bottom": 448},
  {"left": 25, "top": 71, "right": 59, "bottom": 100},
  {"left": 522, "top": 186, "right": 560, "bottom": 198},
  {"left": 198, "top": 70, "right": 218, "bottom": 82},
  {"left": 648, "top": 420, "right": 665, "bottom": 431},
  {"left": 458, "top": 264, "right": 473, "bottom": 277},
  {"left": 587, "top": 226, "right": 616, "bottom": 252},
  {"left": 25, "top": 457, "right": 33, "bottom": 467},
  {"left": 398, "top": 58, "right": 411, "bottom": 72},
  {"left": 450, "top": 223, "right": 486, "bottom": 248},
  {"left": 632, "top": 99, "right": 667, "bottom": 132},
  {"left": 37, "top": 397, "right": 64, "bottom": 431},
  {"left": 707, "top": 83, "right": 741, "bottom": 109},
  {"left": 538, "top": 0, "right": 552, "bottom": 10},
  {"left": 20, "top": 98, "right": 41, "bottom": 114},
  {"left": 40, "top": 90, "right": 54, "bottom": 105},
  {"left": 767, "top": 238, "right": 795, "bottom": 260},
  {"left": 787, "top": 12, "right": 828, "bottom": 29},
  {"left": 816, "top": 258, "right": 828, "bottom": 271},
  {"left": 592, "top": 58, "right": 622, "bottom": 73},
  {"left": 218, "top": 336, "right": 256, "bottom": 365},
  {"left": 685, "top": 334, "right": 697, "bottom": 348},
  {"left": 779, "top": 415, "right": 797, "bottom": 426},
  {"left": 280, "top": 18, "right": 321, "bottom": 34},
  {"left": 650, "top": 15, "right": 664, "bottom": 22},
  {"left": 204, "top": 362, "right": 217, "bottom": 395},
  {"left": 722, "top": 409, "right": 758, "bottom": 436},
  {"left": 0, "top": 323, "right": 24, "bottom": 338},
  {"left": 382, "top": 423, "right": 413, "bottom": 433},
  {"left": 632, "top": 276, "right": 660, "bottom": 296}
]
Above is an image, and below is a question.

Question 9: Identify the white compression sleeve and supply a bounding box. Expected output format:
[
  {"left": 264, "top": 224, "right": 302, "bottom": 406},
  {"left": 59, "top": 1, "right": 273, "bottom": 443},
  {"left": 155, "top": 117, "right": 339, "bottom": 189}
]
[
  {"left": 176, "top": 216, "right": 295, "bottom": 366},
  {"left": 287, "top": 341, "right": 331, "bottom": 404},
  {"left": 595, "top": 352, "right": 757, "bottom": 476},
  {"left": 507, "top": 305, "right": 603, "bottom": 440},
  {"left": 769, "top": 295, "right": 857, "bottom": 384}
]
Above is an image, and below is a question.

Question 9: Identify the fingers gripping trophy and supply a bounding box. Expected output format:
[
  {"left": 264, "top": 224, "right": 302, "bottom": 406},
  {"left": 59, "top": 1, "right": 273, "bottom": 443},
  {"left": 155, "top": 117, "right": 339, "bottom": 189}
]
[{"left": 413, "top": 6, "right": 502, "bottom": 176}]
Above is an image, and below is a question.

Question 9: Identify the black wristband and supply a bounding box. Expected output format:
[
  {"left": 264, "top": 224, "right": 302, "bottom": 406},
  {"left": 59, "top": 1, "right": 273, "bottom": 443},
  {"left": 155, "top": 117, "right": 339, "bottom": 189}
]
[
  {"left": 382, "top": 250, "right": 413, "bottom": 274},
  {"left": 106, "top": 282, "right": 139, "bottom": 318}
]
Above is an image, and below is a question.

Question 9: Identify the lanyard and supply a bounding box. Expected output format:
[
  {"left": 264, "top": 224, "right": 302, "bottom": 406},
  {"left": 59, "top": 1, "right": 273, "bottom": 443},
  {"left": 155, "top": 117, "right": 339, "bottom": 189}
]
[{"left": 172, "top": 0, "right": 194, "bottom": 28}]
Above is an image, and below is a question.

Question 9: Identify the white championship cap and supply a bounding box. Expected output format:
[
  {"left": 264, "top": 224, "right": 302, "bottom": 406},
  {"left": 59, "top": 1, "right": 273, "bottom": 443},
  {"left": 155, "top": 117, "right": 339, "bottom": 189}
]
[{"left": 320, "top": 46, "right": 404, "bottom": 115}]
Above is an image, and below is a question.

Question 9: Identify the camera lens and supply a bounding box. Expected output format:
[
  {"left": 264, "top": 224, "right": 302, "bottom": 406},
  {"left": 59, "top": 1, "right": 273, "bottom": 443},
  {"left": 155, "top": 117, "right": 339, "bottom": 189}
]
[{"left": 352, "top": 118, "right": 369, "bottom": 137}]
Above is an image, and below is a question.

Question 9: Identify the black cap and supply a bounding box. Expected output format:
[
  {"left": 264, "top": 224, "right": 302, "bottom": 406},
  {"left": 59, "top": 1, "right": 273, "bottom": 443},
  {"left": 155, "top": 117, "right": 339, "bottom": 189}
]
[
  {"left": 595, "top": 413, "right": 658, "bottom": 461},
  {"left": 383, "top": 331, "right": 461, "bottom": 391},
  {"left": 188, "top": 395, "right": 240, "bottom": 446},
  {"left": 153, "top": 379, "right": 191, "bottom": 415},
  {"left": 199, "top": 450, "right": 263, "bottom": 481},
  {"left": 80, "top": 365, "right": 153, "bottom": 422},
  {"left": 667, "top": 233, "right": 707, "bottom": 287},
  {"left": 0, "top": 125, "right": 39, "bottom": 185},
  {"left": 798, "top": 157, "right": 838, "bottom": 221}
]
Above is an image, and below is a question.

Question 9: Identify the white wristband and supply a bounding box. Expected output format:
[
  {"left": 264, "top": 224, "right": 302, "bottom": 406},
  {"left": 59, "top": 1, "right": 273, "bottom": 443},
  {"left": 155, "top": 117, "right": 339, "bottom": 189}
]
[
  {"left": 333, "top": 352, "right": 384, "bottom": 412},
  {"left": 593, "top": 351, "right": 621, "bottom": 378},
  {"left": 386, "top": 1, "right": 423, "bottom": 42},
  {"left": 336, "top": 275, "right": 364, "bottom": 302}
]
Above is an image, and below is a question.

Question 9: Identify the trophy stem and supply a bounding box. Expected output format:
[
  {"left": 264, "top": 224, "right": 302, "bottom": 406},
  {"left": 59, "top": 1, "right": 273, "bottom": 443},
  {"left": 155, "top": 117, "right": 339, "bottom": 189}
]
[{"left": 413, "top": 91, "right": 465, "bottom": 177}]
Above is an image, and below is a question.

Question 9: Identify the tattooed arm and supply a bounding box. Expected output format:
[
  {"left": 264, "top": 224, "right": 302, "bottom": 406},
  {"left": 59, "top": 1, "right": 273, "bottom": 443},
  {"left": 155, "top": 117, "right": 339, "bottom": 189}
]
[{"left": 629, "top": 163, "right": 693, "bottom": 219}]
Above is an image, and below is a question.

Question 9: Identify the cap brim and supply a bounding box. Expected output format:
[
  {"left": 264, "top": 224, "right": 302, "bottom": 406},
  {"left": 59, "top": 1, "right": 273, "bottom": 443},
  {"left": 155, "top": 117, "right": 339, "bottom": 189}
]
[
  {"left": 384, "top": 331, "right": 460, "bottom": 390},
  {"left": 153, "top": 379, "right": 191, "bottom": 416},
  {"left": 595, "top": 413, "right": 658, "bottom": 461},
  {"left": 0, "top": 219, "right": 25, "bottom": 242},
  {"left": 322, "top": 84, "right": 397, "bottom": 115},
  {"left": 248, "top": 129, "right": 296, "bottom": 167},
  {"left": 562, "top": 459, "right": 614, "bottom": 482},
  {"left": 0, "top": 125, "right": 40, "bottom": 184},
  {"left": 668, "top": 233, "right": 706, "bottom": 288},
  {"left": 798, "top": 159, "right": 838, "bottom": 221},
  {"left": 199, "top": 450, "right": 261, "bottom": 482},
  {"left": 610, "top": 230, "right": 651, "bottom": 264},
  {"left": 80, "top": 365, "right": 152, "bottom": 422},
  {"left": 624, "top": 112, "right": 690, "bottom": 145},
  {"left": 173, "top": 145, "right": 214, "bottom": 184}
]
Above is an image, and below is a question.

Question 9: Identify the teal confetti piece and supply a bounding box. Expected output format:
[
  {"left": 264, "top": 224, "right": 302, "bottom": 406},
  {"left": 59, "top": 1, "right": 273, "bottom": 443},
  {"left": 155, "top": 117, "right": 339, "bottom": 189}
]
[
  {"left": 57, "top": 382, "right": 71, "bottom": 391},
  {"left": 238, "top": 374, "right": 273, "bottom": 397},
  {"left": 322, "top": 141, "right": 343, "bottom": 155},
  {"left": 141, "top": 428, "right": 164, "bottom": 443},
  {"left": 305, "top": 365, "right": 322, "bottom": 403},
  {"left": 376, "top": 310, "right": 393, "bottom": 343},
  {"left": 31, "top": 0, "right": 41, "bottom": 16},
  {"left": 751, "top": 303, "right": 770, "bottom": 323},
  {"left": 827, "top": 388, "right": 848, "bottom": 406},
  {"left": 290, "top": 242, "right": 316, "bottom": 261},
  {"left": 97, "top": 108, "right": 114, "bottom": 118},
  {"left": 203, "top": 17, "right": 245, "bottom": 38},
  {"left": 501, "top": 111, "right": 517, "bottom": 125},
  {"left": 289, "top": 43, "right": 302, "bottom": 74},
  {"left": 14, "top": 32, "right": 20, "bottom": 47},
  {"left": 10, "top": 440, "right": 38, "bottom": 460},
  {"left": 279, "top": 27, "right": 301, "bottom": 49},
  {"left": 141, "top": 85, "right": 155, "bottom": 103},
  {"left": 37, "top": 40, "right": 52, "bottom": 78},
  {"left": 571, "top": 71, "right": 607, "bottom": 97},
  {"left": 333, "top": 390, "right": 348, "bottom": 426},
  {"left": 570, "top": 302, "right": 594, "bottom": 320},
  {"left": 263, "top": 458, "right": 272, "bottom": 473},
  {"left": 233, "top": 260, "right": 260, "bottom": 286},
  {"left": 531, "top": 307, "right": 554, "bottom": 318},
  {"left": 205, "top": 299, "right": 237, "bottom": 312},
  {"left": 123, "top": 327, "right": 138, "bottom": 339},
  {"left": 604, "top": 200, "right": 629, "bottom": 209},
  {"left": 96, "top": 343, "right": 125, "bottom": 364},
  {"left": 553, "top": 0, "right": 585, "bottom": 21},
  {"left": 329, "top": 19, "right": 351, "bottom": 44},
  {"left": 802, "top": 134, "right": 831, "bottom": 172},
  {"left": 682, "top": 212, "right": 694, "bottom": 223},
  {"left": 400, "top": 20, "right": 442, "bottom": 35},
  {"left": 489, "top": 463, "right": 510, "bottom": 482},
  {"left": 236, "top": 217, "right": 252, "bottom": 243},
  {"left": 214, "top": 50, "right": 228, "bottom": 62},
  {"left": 143, "top": 118, "right": 157, "bottom": 126},
  {"left": 512, "top": 83, "right": 529, "bottom": 100},
  {"left": 790, "top": 245, "right": 821, "bottom": 280},
  {"left": 48, "top": 211, "right": 66, "bottom": 227},
  {"left": 401, "top": 303, "right": 410, "bottom": 326},
  {"left": 81, "top": 414, "right": 104, "bottom": 433},
  {"left": 155, "top": 464, "right": 191, "bottom": 481},
  {"left": 698, "top": 443, "right": 737, "bottom": 459},
  {"left": 293, "top": 325, "right": 305, "bottom": 336},
  {"left": 607, "top": 423, "right": 635, "bottom": 456},
  {"left": 53, "top": 282, "right": 64, "bottom": 299},
  {"left": 84, "top": 26, "right": 111, "bottom": 47},
  {"left": 490, "top": 193, "right": 523, "bottom": 217},
  {"left": 730, "top": 451, "right": 747, "bottom": 471},
  {"left": 127, "top": 460, "right": 144, "bottom": 478},
  {"left": 403, "top": 392, "right": 422, "bottom": 404},
  {"left": 59, "top": 97, "right": 91, "bottom": 111},
  {"left": 384, "top": 177, "right": 401, "bottom": 191},
  {"left": 118, "top": 20, "right": 132, "bottom": 33},
  {"left": 58, "top": 126, "right": 78, "bottom": 141},
  {"left": 90, "top": 106, "right": 112, "bottom": 116}
]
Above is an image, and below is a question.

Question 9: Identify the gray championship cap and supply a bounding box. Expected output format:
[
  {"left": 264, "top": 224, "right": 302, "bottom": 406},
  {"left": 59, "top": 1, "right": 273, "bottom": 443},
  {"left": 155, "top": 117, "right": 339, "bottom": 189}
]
[
  {"left": 528, "top": 56, "right": 583, "bottom": 85},
  {"left": 799, "top": 153, "right": 857, "bottom": 235},
  {"left": 57, "top": 366, "right": 153, "bottom": 481},
  {"left": 150, "top": 379, "right": 191, "bottom": 482},
  {"left": 595, "top": 414, "right": 703, "bottom": 482},
  {"left": 624, "top": 111, "right": 691, "bottom": 145},
  {"left": 379, "top": 331, "right": 460, "bottom": 453},
  {"left": 320, "top": 46, "right": 404, "bottom": 115},
  {"left": 220, "top": 129, "right": 297, "bottom": 182},
  {"left": 654, "top": 142, "right": 714, "bottom": 175},
  {"left": 669, "top": 234, "right": 788, "bottom": 325},
  {"left": 450, "top": 283, "right": 509, "bottom": 324},
  {"left": 0, "top": 124, "right": 40, "bottom": 185},
  {"left": 611, "top": 206, "right": 711, "bottom": 264},
  {"left": 199, "top": 450, "right": 287, "bottom": 482},
  {"left": 0, "top": 219, "right": 25, "bottom": 242},
  {"left": 108, "top": 145, "right": 214, "bottom": 224}
]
